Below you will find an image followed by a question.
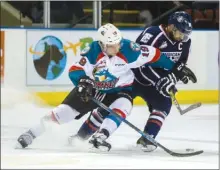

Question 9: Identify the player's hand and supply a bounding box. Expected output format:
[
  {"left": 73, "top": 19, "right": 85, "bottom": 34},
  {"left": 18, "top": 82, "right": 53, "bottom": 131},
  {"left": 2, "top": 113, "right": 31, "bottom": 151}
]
[
  {"left": 76, "top": 76, "right": 95, "bottom": 102},
  {"left": 155, "top": 73, "right": 177, "bottom": 98},
  {"left": 172, "top": 62, "right": 197, "bottom": 84}
]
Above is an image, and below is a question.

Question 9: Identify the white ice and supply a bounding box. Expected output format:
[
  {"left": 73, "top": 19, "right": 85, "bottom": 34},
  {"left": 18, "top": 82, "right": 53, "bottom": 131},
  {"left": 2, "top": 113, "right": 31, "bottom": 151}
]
[{"left": 1, "top": 102, "right": 219, "bottom": 169}]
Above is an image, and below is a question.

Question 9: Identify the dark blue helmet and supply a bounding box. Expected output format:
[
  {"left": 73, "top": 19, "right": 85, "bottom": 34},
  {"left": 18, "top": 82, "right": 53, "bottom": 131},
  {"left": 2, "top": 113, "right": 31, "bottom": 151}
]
[{"left": 168, "top": 11, "right": 192, "bottom": 41}]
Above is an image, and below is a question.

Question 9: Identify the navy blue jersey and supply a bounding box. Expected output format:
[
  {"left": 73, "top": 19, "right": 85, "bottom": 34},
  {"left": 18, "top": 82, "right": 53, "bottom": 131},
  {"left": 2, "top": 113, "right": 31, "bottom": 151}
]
[{"left": 134, "top": 25, "right": 191, "bottom": 86}]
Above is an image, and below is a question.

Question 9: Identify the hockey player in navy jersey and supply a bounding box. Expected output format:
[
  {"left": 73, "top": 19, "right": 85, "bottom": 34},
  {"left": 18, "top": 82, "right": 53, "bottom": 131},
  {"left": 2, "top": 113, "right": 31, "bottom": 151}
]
[
  {"left": 16, "top": 23, "right": 171, "bottom": 151},
  {"left": 68, "top": 11, "right": 197, "bottom": 152},
  {"left": 133, "top": 11, "right": 197, "bottom": 152}
]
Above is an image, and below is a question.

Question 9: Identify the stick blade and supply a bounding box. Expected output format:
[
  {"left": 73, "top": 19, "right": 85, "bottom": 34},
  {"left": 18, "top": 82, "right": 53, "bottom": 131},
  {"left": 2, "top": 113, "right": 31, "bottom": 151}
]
[
  {"left": 168, "top": 149, "right": 204, "bottom": 157},
  {"left": 181, "top": 102, "right": 202, "bottom": 115}
]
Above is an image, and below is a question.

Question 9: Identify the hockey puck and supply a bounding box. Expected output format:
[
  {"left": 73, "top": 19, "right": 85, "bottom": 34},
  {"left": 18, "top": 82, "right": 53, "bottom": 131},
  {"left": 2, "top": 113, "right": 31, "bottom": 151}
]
[{"left": 186, "top": 148, "right": 194, "bottom": 152}]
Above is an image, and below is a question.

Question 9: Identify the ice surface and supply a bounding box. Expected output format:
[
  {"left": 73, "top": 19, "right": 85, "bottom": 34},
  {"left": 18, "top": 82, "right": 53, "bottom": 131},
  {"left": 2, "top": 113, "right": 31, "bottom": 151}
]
[{"left": 1, "top": 102, "right": 219, "bottom": 169}]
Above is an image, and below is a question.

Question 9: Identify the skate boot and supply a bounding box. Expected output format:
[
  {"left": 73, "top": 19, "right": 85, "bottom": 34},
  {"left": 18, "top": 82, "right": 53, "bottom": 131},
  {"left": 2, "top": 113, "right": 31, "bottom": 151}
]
[
  {"left": 16, "top": 130, "right": 36, "bottom": 148},
  {"left": 136, "top": 136, "right": 157, "bottom": 152},
  {"left": 89, "top": 129, "right": 111, "bottom": 151}
]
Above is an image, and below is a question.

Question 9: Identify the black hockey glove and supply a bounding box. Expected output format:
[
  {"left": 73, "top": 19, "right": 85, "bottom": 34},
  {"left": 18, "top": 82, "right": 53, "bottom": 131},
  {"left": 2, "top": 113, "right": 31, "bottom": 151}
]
[
  {"left": 172, "top": 62, "right": 197, "bottom": 84},
  {"left": 76, "top": 76, "right": 95, "bottom": 102},
  {"left": 155, "top": 73, "right": 177, "bottom": 98}
]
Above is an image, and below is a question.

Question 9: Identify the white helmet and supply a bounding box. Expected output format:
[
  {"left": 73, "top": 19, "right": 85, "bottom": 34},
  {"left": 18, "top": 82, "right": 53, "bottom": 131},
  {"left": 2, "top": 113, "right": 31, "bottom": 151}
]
[{"left": 97, "top": 23, "right": 122, "bottom": 46}]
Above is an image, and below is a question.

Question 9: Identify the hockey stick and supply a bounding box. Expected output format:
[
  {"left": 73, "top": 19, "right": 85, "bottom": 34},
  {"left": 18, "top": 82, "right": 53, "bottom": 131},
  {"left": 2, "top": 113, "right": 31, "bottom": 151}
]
[
  {"left": 170, "top": 91, "right": 202, "bottom": 115},
  {"left": 92, "top": 98, "right": 204, "bottom": 157}
]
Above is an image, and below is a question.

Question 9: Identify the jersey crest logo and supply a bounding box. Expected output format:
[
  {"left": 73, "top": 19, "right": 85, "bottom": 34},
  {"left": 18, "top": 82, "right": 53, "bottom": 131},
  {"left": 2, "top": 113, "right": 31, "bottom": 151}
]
[
  {"left": 163, "top": 52, "right": 182, "bottom": 63},
  {"left": 93, "top": 68, "right": 119, "bottom": 90}
]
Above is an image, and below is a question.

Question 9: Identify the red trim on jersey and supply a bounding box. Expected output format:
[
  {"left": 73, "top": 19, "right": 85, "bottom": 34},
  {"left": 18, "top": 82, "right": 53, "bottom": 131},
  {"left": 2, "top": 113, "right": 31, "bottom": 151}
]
[
  {"left": 119, "top": 82, "right": 133, "bottom": 88},
  {"left": 148, "top": 119, "right": 162, "bottom": 127},
  {"left": 96, "top": 52, "right": 105, "bottom": 62},
  {"left": 149, "top": 48, "right": 161, "bottom": 63},
  {"left": 117, "top": 52, "right": 128, "bottom": 63},
  {"left": 112, "top": 108, "right": 127, "bottom": 118},
  {"left": 69, "top": 65, "right": 84, "bottom": 72}
]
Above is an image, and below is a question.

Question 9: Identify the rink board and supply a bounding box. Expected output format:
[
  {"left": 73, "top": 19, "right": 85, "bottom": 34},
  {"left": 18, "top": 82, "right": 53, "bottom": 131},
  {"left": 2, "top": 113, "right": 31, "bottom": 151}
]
[
  {"left": 35, "top": 90, "right": 219, "bottom": 106},
  {"left": 1, "top": 28, "right": 219, "bottom": 105}
]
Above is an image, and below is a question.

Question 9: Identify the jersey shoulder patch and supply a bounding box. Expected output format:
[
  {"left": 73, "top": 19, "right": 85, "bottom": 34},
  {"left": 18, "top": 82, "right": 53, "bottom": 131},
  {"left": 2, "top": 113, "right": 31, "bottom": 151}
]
[
  {"left": 137, "top": 26, "right": 161, "bottom": 44},
  {"left": 80, "top": 41, "right": 102, "bottom": 65},
  {"left": 80, "top": 45, "right": 91, "bottom": 55},
  {"left": 130, "top": 41, "right": 141, "bottom": 51}
]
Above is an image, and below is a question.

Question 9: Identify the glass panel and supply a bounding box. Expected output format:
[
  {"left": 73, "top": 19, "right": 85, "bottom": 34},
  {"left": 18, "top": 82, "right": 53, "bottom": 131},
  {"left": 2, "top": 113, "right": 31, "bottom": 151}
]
[
  {"left": 1, "top": 1, "right": 44, "bottom": 27},
  {"left": 101, "top": 1, "right": 177, "bottom": 29},
  {"left": 50, "top": 1, "right": 94, "bottom": 28},
  {"left": 100, "top": 1, "right": 219, "bottom": 29}
]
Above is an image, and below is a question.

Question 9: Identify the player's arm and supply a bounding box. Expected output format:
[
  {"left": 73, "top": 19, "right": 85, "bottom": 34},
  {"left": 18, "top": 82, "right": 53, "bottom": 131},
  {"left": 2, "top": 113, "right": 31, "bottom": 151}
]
[
  {"left": 68, "top": 44, "right": 95, "bottom": 102},
  {"left": 128, "top": 44, "right": 173, "bottom": 69},
  {"left": 171, "top": 39, "right": 197, "bottom": 84},
  {"left": 178, "top": 39, "right": 191, "bottom": 64},
  {"left": 68, "top": 57, "right": 93, "bottom": 86},
  {"left": 136, "top": 27, "right": 175, "bottom": 70}
]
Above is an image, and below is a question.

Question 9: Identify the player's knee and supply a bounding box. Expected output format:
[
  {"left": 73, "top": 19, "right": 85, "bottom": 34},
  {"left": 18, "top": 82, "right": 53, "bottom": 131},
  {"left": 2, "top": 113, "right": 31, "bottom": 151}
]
[
  {"left": 111, "top": 97, "right": 132, "bottom": 118},
  {"left": 43, "top": 104, "right": 81, "bottom": 124},
  {"left": 105, "top": 97, "right": 132, "bottom": 129}
]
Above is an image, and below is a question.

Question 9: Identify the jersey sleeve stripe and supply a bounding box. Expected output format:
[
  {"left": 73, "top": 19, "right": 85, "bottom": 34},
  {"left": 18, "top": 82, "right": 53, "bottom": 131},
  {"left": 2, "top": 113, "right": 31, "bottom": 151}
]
[
  {"left": 69, "top": 65, "right": 84, "bottom": 72},
  {"left": 149, "top": 48, "right": 161, "bottom": 63}
]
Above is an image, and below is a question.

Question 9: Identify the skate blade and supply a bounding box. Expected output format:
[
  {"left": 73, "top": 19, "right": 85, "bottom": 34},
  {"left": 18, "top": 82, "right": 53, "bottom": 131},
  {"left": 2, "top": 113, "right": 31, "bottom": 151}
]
[
  {"left": 89, "top": 145, "right": 110, "bottom": 152},
  {"left": 136, "top": 144, "right": 157, "bottom": 152}
]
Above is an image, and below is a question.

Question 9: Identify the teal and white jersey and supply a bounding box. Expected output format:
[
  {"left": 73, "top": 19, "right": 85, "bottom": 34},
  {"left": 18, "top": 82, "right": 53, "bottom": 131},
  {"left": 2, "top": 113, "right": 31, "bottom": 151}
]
[{"left": 69, "top": 38, "right": 168, "bottom": 93}]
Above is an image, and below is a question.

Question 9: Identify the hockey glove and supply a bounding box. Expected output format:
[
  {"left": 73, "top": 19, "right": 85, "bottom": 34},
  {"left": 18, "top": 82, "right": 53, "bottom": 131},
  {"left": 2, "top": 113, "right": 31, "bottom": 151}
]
[
  {"left": 76, "top": 76, "right": 95, "bottom": 102},
  {"left": 155, "top": 73, "right": 177, "bottom": 98},
  {"left": 172, "top": 62, "right": 197, "bottom": 84}
]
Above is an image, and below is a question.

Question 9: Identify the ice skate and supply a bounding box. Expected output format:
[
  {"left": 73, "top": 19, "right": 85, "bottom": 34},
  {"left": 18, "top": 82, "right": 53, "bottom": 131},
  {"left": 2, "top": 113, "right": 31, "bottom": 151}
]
[
  {"left": 89, "top": 129, "right": 111, "bottom": 151},
  {"left": 15, "top": 130, "right": 36, "bottom": 149},
  {"left": 136, "top": 136, "right": 157, "bottom": 152}
]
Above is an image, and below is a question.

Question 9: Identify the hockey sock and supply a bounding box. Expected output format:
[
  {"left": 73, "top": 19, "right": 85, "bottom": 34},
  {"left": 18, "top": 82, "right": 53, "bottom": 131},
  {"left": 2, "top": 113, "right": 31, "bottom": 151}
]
[{"left": 144, "top": 109, "right": 168, "bottom": 138}]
